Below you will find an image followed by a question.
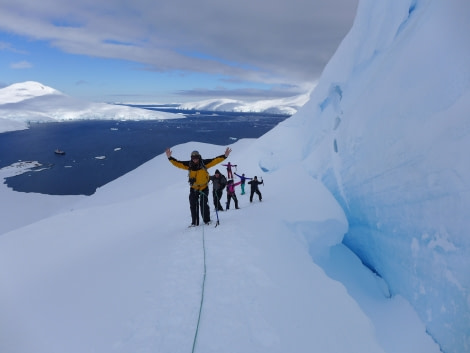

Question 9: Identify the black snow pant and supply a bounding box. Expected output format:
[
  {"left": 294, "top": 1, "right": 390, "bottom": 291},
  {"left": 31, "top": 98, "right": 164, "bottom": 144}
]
[
  {"left": 212, "top": 188, "right": 224, "bottom": 211},
  {"left": 189, "top": 187, "right": 210, "bottom": 225},
  {"left": 226, "top": 193, "right": 239, "bottom": 209},
  {"left": 250, "top": 188, "right": 262, "bottom": 202}
]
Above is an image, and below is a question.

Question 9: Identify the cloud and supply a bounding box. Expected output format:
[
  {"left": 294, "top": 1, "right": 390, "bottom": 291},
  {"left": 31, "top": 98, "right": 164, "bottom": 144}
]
[
  {"left": 0, "top": 41, "right": 28, "bottom": 54},
  {"left": 0, "top": 0, "right": 358, "bottom": 88},
  {"left": 175, "top": 86, "right": 307, "bottom": 100},
  {"left": 10, "top": 60, "right": 33, "bottom": 69}
]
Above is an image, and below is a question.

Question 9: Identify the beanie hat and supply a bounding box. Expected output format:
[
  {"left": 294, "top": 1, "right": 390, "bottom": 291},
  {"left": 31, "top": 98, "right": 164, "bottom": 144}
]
[{"left": 215, "top": 169, "right": 220, "bottom": 174}]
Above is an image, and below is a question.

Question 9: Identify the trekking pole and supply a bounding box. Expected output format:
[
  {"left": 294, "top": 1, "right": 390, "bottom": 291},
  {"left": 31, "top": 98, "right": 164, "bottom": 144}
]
[
  {"left": 214, "top": 204, "right": 220, "bottom": 227},
  {"left": 215, "top": 190, "right": 221, "bottom": 227}
]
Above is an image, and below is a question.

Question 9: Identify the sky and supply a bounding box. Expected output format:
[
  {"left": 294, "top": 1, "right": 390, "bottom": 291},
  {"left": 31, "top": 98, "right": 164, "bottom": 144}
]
[
  {"left": 0, "top": 0, "right": 358, "bottom": 103},
  {"left": 0, "top": 0, "right": 469, "bottom": 352}
]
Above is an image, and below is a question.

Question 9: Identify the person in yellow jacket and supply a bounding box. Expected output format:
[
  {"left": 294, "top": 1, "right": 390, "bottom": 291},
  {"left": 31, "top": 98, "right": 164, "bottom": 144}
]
[{"left": 166, "top": 147, "right": 231, "bottom": 226}]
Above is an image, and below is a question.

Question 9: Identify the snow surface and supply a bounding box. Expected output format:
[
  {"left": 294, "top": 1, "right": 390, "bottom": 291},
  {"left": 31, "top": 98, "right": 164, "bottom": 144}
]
[
  {"left": 255, "top": 0, "right": 470, "bottom": 352},
  {"left": 0, "top": 141, "right": 439, "bottom": 353},
  {"left": 0, "top": 0, "right": 468, "bottom": 352}
]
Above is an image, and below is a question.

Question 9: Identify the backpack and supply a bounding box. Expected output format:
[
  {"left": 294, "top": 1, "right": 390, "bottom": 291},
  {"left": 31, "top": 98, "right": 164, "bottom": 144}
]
[
  {"left": 227, "top": 182, "right": 235, "bottom": 194},
  {"left": 219, "top": 175, "right": 227, "bottom": 189}
]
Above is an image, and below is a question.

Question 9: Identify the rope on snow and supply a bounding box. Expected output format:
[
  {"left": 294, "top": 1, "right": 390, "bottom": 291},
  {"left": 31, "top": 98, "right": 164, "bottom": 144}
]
[{"left": 191, "top": 192, "right": 209, "bottom": 353}]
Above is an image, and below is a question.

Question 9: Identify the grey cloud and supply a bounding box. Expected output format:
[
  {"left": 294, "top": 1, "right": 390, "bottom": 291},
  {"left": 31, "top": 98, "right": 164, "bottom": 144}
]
[
  {"left": 0, "top": 0, "right": 358, "bottom": 88},
  {"left": 175, "top": 87, "right": 306, "bottom": 100}
]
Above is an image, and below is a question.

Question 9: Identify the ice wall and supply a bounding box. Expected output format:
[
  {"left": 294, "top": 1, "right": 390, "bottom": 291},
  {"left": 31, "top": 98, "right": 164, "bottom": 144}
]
[{"left": 260, "top": 0, "right": 470, "bottom": 352}]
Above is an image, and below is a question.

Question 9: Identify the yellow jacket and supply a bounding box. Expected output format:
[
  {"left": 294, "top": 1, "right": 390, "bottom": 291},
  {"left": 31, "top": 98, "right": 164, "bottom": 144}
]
[{"left": 168, "top": 154, "right": 226, "bottom": 191}]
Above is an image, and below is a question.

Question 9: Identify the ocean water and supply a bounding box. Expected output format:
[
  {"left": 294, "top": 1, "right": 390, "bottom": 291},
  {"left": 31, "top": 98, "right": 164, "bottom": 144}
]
[{"left": 0, "top": 111, "right": 288, "bottom": 195}]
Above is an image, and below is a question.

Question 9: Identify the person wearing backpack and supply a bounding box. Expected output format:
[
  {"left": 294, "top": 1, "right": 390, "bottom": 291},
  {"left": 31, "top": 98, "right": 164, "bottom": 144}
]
[
  {"left": 225, "top": 179, "right": 242, "bottom": 210},
  {"left": 166, "top": 147, "right": 231, "bottom": 226},
  {"left": 209, "top": 169, "right": 227, "bottom": 211}
]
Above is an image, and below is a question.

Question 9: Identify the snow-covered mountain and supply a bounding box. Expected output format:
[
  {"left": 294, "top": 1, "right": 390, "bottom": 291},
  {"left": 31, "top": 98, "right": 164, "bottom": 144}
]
[
  {"left": 0, "top": 81, "right": 182, "bottom": 133},
  {"left": 176, "top": 93, "right": 310, "bottom": 115},
  {"left": 0, "top": 81, "right": 60, "bottom": 104}
]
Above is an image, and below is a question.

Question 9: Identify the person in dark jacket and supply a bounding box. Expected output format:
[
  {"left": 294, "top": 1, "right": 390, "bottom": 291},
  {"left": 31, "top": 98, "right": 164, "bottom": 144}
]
[
  {"left": 226, "top": 179, "right": 242, "bottom": 210},
  {"left": 248, "top": 176, "right": 263, "bottom": 202},
  {"left": 234, "top": 172, "right": 252, "bottom": 195},
  {"left": 209, "top": 169, "right": 227, "bottom": 211},
  {"left": 166, "top": 147, "right": 231, "bottom": 226}
]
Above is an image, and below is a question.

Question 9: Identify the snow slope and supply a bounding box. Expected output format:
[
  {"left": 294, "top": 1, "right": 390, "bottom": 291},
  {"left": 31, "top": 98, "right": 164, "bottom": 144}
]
[
  {"left": 257, "top": 0, "right": 470, "bottom": 352},
  {"left": 0, "top": 141, "right": 439, "bottom": 353}
]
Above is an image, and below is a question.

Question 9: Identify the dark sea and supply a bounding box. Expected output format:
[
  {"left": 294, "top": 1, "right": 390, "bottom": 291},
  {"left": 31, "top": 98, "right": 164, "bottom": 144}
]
[{"left": 0, "top": 108, "right": 289, "bottom": 195}]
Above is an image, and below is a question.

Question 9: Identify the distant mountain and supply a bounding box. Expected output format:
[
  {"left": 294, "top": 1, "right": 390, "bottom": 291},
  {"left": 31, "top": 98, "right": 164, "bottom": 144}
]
[
  {"left": 0, "top": 81, "right": 61, "bottom": 104},
  {"left": 0, "top": 81, "right": 182, "bottom": 133},
  {"left": 176, "top": 94, "right": 310, "bottom": 115}
]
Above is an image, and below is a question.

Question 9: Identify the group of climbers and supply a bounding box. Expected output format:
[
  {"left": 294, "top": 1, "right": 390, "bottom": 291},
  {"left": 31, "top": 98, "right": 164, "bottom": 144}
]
[{"left": 165, "top": 147, "right": 264, "bottom": 226}]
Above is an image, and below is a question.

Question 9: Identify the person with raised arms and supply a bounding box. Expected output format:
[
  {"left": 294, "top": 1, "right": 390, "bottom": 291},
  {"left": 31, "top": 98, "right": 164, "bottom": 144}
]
[{"left": 166, "top": 147, "right": 231, "bottom": 226}]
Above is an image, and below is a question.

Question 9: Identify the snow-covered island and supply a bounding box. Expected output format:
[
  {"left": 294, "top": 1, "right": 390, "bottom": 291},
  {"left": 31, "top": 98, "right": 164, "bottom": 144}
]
[
  {"left": 0, "top": 81, "right": 183, "bottom": 133},
  {"left": 0, "top": 1, "right": 469, "bottom": 353}
]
